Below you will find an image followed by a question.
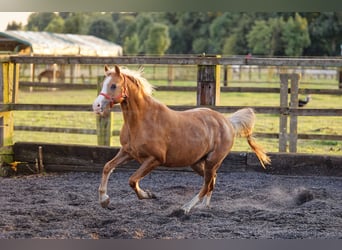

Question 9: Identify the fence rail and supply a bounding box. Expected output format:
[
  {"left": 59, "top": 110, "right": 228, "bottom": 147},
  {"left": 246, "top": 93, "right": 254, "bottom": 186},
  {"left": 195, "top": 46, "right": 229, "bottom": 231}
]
[
  {"left": 2, "top": 102, "right": 342, "bottom": 144},
  {"left": 9, "top": 55, "right": 342, "bottom": 67},
  {"left": 18, "top": 81, "right": 342, "bottom": 95},
  {"left": 2, "top": 103, "right": 342, "bottom": 117}
]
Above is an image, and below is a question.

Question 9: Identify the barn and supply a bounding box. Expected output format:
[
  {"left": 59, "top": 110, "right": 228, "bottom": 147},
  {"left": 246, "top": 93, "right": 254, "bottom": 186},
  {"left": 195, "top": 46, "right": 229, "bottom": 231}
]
[
  {"left": 0, "top": 30, "right": 123, "bottom": 56},
  {"left": 0, "top": 31, "right": 123, "bottom": 83}
]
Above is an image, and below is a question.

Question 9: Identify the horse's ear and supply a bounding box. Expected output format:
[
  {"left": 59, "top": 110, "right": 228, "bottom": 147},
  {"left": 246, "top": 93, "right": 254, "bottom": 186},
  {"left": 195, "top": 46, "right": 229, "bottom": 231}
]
[
  {"left": 114, "top": 65, "right": 121, "bottom": 74},
  {"left": 104, "top": 65, "right": 110, "bottom": 76}
]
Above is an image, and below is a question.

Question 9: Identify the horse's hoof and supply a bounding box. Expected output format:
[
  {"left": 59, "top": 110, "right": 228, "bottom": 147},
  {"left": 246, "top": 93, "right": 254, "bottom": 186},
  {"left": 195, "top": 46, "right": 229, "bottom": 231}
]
[
  {"left": 100, "top": 195, "right": 110, "bottom": 208},
  {"left": 146, "top": 190, "right": 157, "bottom": 199}
]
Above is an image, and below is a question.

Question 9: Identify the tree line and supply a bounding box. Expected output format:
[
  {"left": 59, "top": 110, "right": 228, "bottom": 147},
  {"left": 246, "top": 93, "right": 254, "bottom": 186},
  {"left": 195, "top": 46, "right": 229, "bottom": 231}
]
[{"left": 6, "top": 12, "right": 342, "bottom": 57}]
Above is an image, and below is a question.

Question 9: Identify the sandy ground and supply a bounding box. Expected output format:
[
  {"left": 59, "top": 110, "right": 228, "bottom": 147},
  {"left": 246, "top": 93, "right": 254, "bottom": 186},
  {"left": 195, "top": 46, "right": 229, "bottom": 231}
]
[{"left": 0, "top": 169, "right": 341, "bottom": 239}]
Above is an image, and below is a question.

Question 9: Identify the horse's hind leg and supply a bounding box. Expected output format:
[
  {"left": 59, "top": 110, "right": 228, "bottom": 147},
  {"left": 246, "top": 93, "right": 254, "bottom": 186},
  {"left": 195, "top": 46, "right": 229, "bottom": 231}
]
[
  {"left": 128, "top": 157, "right": 160, "bottom": 199},
  {"left": 197, "top": 172, "right": 217, "bottom": 208},
  {"left": 181, "top": 163, "right": 220, "bottom": 214},
  {"left": 191, "top": 161, "right": 205, "bottom": 177},
  {"left": 99, "top": 148, "right": 132, "bottom": 208},
  {"left": 190, "top": 161, "right": 215, "bottom": 207}
]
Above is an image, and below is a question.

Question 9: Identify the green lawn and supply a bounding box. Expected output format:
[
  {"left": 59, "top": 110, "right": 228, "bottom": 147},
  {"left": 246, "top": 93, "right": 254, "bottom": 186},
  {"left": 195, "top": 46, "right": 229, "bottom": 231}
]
[{"left": 12, "top": 76, "right": 342, "bottom": 155}]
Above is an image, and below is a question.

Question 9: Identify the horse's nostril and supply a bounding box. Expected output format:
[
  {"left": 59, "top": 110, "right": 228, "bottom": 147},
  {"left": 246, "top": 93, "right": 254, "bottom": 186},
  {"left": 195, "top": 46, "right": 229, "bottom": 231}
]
[{"left": 97, "top": 104, "right": 100, "bottom": 107}]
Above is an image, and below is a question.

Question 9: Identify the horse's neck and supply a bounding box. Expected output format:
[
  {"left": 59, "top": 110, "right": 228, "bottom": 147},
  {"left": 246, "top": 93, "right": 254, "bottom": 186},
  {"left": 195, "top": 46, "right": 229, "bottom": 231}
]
[{"left": 120, "top": 90, "right": 161, "bottom": 126}]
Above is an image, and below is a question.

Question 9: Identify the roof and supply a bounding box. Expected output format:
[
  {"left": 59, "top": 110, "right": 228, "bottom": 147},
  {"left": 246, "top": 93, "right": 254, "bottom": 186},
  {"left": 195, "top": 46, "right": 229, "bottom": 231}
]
[{"left": 0, "top": 31, "right": 123, "bottom": 56}]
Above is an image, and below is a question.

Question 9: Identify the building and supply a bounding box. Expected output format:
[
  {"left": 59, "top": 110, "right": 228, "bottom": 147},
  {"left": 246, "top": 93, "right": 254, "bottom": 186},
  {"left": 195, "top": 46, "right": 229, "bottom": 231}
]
[
  {"left": 0, "top": 30, "right": 123, "bottom": 56},
  {"left": 0, "top": 31, "right": 123, "bottom": 83}
]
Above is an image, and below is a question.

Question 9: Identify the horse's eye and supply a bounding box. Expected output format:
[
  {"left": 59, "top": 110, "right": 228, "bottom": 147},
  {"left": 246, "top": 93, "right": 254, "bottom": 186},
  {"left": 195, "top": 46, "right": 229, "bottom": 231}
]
[{"left": 110, "top": 84, "right": 117, "bottom": 90}]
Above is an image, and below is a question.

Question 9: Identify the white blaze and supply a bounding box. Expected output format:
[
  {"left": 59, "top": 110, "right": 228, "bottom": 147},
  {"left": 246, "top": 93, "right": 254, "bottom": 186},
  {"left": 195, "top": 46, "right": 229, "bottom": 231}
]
[{"left": 92, "top": 76, "right": 112, "bottom": 113}]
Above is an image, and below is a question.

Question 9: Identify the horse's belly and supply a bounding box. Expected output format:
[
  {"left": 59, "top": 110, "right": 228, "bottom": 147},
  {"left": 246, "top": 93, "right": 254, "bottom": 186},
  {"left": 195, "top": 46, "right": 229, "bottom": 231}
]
[{"left": 163, "top": 144, "right": 209, "bottom": 167}]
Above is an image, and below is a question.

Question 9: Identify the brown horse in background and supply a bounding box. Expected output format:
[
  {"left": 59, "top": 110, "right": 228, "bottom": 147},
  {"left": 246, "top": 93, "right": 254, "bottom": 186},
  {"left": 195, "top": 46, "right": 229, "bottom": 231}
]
[
  {"left": 92, "top": 65, "right": 271, "bottom": 214},
  {"left": 38, "top": 69, "right": 65, "bottom": 82}
]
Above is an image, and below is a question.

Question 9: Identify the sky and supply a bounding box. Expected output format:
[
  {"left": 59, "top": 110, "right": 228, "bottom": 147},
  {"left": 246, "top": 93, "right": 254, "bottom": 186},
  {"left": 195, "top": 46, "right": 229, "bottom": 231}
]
[{"left": 0, "top": 12, "right": 32, "bottom": 31}]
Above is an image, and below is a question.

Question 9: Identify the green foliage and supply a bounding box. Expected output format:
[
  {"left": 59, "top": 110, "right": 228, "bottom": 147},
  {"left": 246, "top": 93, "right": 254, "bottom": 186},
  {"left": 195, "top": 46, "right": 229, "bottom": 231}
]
[
  {"left": 247, "top": 20, "right": 272, "bottom": 55},
  {"left": 88, "top": 18, "right": 118, "bottom": 42},
  {"left": 26, "top": 12, "right": 57, "bottom": 31},
  {"left": 247, "top": 17, "right": 286, "bottom": 56},
  {"left": 135, "top": 13, "right": 154, "bottom": 53},
  {"left": 192, "top": 38, "right": 209, "bottom": 54},
  {"left": 124, "top": 33, "right": 140, "bottom": 55},
  {"left": 281, "top": 13, "right": 311, "bottom": 56},
  {"left": 63, "top": 13, "right": 85, "bottom": 34},
  {"left": 306, "top": 12, "right": 342, "bottom": 56},
  {"left": 116, "top": 14, "right": 137, "bottom": 45},
  {"left": 222, "top": 35, "right": 237, "bottom": 55},
  {"left": 145, "top": 23, "right": 170, "bottom": 55},
  {"left": 209, "top": 12, "right": 240, "bottom": 53},
  {"left": 6, "top": 21, "right": 23, "bottom": 31},
  {"left": 22, "top": 12, "right": 341, "bottom": 56},
  {"left": 44, "top": 16, "right": 65, "bottom": 33}
]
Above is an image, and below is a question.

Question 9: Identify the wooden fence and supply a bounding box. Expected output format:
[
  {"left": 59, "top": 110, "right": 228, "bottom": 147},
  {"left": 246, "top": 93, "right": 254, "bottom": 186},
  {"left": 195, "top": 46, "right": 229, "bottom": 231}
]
[{"left": 1, "top": 55, "right": 342, "bottom": 159}]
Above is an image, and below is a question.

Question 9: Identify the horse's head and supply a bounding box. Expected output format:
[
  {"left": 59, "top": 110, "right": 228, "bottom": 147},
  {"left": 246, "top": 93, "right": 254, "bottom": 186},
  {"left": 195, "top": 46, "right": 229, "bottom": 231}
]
[{"left": 93, "top": 65, "right": 128, "bottom": 115}]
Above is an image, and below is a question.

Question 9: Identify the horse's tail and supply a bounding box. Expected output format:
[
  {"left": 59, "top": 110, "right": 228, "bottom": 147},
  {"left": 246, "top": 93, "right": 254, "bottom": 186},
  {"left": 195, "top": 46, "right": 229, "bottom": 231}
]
[{"left": 229, "top": 108, "right": 271, "bottom": 169}]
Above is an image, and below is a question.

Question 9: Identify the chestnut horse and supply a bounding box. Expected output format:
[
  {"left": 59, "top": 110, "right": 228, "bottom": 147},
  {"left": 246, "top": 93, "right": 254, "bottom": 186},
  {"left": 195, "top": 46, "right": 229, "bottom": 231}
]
[{"left": 93, "top": 65, "right": 271, "bottom": 214}]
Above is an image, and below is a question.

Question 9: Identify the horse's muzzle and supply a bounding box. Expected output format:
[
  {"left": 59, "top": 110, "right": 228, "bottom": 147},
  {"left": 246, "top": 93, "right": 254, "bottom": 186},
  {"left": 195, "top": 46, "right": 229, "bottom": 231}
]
[{"left": 93, "top": 95, "right": 108, "bottom": 115}]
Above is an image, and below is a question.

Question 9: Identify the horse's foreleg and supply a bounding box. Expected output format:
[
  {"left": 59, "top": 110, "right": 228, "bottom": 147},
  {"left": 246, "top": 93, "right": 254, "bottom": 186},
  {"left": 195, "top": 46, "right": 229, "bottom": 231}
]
[
  {"left": 99, "top": 149, "right": 132, "bottom": 208},
  {"left": 128, "top": 157, "right": 160, "bottom": 199}
]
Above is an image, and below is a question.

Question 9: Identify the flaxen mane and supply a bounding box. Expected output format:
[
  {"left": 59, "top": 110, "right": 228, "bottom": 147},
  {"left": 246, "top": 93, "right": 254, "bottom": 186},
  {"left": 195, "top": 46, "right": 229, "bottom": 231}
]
[{"left": 112, "top": 66, "right": 154, "bottom": 96}]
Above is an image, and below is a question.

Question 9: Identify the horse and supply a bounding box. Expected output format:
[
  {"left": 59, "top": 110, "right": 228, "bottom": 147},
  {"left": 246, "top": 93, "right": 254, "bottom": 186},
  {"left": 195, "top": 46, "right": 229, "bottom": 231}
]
[
  {"left": 92, "top": 65, "right": 271, "bottom": 214},
  {"left": 38, "top": 69, "right": 65, "bottom": 82}
]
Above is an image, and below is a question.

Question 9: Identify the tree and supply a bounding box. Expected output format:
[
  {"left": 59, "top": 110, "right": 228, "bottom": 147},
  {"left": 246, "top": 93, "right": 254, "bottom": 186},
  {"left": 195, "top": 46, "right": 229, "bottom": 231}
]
[
  {"left": 123, "top": 33, "right": 140, "bottom": 55},
  {"left": 281, "top": 13, "right": 310, "bottom": 56},
  {"left": 44, "top": 16, "right": 65, "bottom": 33},
  {"left": 209, "top": 12, "right": 240, "bottom": 53},
  {"left": 305, "top": 12, "right": 342, "bottom": 56},
  {"left": 192, "top": 38, "right": 210, "bottom": 54},
  {"left": 268, "top": 17, "right": 286, "bottom": 56},
  {"left": 145, "top": 23, "right": 170, "bottom": 55},
  {"left": 26, "top": 12, "right": 57, "bottom": 31},
  {"left": 247, "top": 17, "right": 286, "bottom": 56},
  {"left": 232, "top": 13, "right": 257, "bottom": 55},
  {"left": 222, "top": 34, "right": 238, "bottom": 55},
  {"left": 116, "top": 14, "right": 137, "bottom": 45},
  {"left": 6, "top": 21, "right": 23, "bottom": 31},
  {"left": 173, "top": 12, "right": 216, "bottom": 54},
  {"left": 63, "top": 13, "right": 85, "bottom": 34},
  {"left": 88, "top": 18, "right": 118, "bottom": 42},
  {"left": 247, "top": 20, "right": 273, "bottom": 55},
  {"left": 135, "top": 13, "right": 154, "bottom": 53}
]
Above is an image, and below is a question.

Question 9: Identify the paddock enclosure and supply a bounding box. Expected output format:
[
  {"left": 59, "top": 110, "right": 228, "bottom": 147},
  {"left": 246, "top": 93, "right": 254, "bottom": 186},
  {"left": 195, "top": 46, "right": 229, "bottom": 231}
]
[
  {"left": 1, "top": 170, "right": 341, "bottom": 239},
  {"left": 0, "top": 55, "right": 342, "bottom": 239}
]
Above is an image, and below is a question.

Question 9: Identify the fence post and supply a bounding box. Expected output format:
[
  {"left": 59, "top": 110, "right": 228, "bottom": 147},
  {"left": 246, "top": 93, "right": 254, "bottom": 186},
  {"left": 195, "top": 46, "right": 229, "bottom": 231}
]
[
  {"left": 167, "top": 65, "right": 174, "bottom": 86},
  {"left": 267, "top": 66, "right": 274, "bottom": 82},
  {"left": 279, "top": 74, "right": 289, "bottom": 152},
  {"left": 0, "top": 57, "right": 17, "bottom": 164},
  {"left": 197, "top": 55, "right": 221, "bottom": 106},
  {"left": 279, "top": 73, "right": 300, "bottom": 153},
  {"left": 339, "top": 67, "right": 342, "bottom": 89},
  {"left": 223, "top": 65, "right": 228, "bottom": 86},
  {"left": 96, "top": 76, "right": 111, "bottom": 146},
  {"left": 289, "top": 74, "right": 300, "bottom": 153}
]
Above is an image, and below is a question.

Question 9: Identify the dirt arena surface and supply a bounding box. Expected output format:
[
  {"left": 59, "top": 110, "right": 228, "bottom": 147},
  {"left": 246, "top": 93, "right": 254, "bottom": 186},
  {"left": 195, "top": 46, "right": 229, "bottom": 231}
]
[{"left": 0, "top": 169, "right": 341, "bottom": 239}]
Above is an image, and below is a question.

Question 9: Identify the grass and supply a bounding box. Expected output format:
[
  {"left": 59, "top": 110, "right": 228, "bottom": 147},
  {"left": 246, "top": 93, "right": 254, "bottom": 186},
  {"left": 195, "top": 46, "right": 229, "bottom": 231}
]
[{"left": 12, "top": 72, "right": 342, "bottom": 155}]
